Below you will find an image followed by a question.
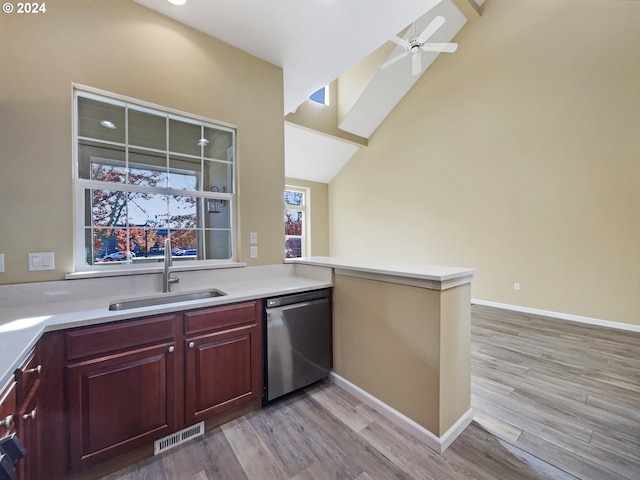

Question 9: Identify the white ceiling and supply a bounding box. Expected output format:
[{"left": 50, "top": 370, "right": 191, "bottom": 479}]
[{"left": 134, "top": 0, "right": 443, "bottom": 114}]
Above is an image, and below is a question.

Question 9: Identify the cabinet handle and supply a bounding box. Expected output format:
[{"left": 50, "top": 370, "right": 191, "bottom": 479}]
[
  {"left": 168, "top": 346, "right": 175, "bottom": 353},
  {"left": 0, "top": 414, "right": 13, "bottom": 428},
  {"left": 22, "top": 408, "right": 36, "bottom": 421},
  {"left": 188, "top": 342, "right": 195, "bottom": 348},
  {"left": 26, "top": 364, "right": 42, "bottom": 374}
]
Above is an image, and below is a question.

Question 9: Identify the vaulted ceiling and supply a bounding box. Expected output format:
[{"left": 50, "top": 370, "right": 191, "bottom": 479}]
[{"left": 134, "top": 0, "right": 483, "bottom": 182}]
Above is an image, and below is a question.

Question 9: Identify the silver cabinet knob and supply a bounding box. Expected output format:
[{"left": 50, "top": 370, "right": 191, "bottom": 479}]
[
  {"left": 168, "top": 346, "right": 175, "bottom": 353},
  {"left": 22, "top": 408, "right": 36, "bottom": 420},
  {"left": 0, "top": 414, "right": 13, "bottom": 428},
  {"left": 188, "top": 342, "right": 195, "bottom": 348},
  {"left": 26, "top": 365, "right": 42, "bottom": 374}
]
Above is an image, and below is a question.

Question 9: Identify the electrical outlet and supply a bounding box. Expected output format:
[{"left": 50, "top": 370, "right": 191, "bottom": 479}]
[{"left": 514, "top": 282, "right": 521, "bottom": 291}]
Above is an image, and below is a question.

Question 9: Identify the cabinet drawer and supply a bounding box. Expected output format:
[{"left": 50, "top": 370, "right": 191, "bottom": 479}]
[
  {"left": 66, "top": 314, "right": 179, "bottom": 361},
  {"left": 0, "top": 377, "right": 16, "bottom": 437},
  {"left": 184, "top": 301, "right": 260, "bottom": 336},
  {"left": 15, "top": 346, "right": 41, "bottom": 404}
]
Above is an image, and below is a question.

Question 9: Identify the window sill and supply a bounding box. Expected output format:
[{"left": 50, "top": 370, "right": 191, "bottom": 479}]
[{"left": 65, "top": 261, "right": 247, "bottom": 280}]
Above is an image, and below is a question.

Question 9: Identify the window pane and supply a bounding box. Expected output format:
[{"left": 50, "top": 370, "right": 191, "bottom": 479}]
[
  {"left": 129, "top": 149, "right": 168, "bottom": 188},
  {"left": 169, "top": 195, "right": 198, "bottom": 231},
  {"left": 285, "top": 190, "right": 304, "bottom": 206},
  {"left": 204, "top": 198, "right": 230, "bottom": 229},
  {"left": 285, "top": 210, "right": 303, "bottom": 235},
  {"left": 309, "top": 87, "right": 326, "bottom": 105},
  {"left": 127, "top": 191, "right": 169, "bottom": 228},
  {"left": 170, "top": 230, "right": 198, "bottom": 258},
  {"left": 206, "top": 230, "right": 232, "bottom": 260},
  {"left": 78, "top": 142, "right": 126, "bottom": 182},
  {"left": 285, "top": 237, "right": 302, "bottom": 258},
  {"left": 90, "top": 189, "right": 130, "bottom": 227},
  {"left": 78, "top": 97, "right": 125, "bottom": 143},
  {"left": 169, "top": 119, "right": 200, "bottom": 156},
  {"left": 129, "top": 109, "right": 166, "bottom": 150},
  {"left": 202, "top": 127, "right": 233, "bottom": 161},
  {"left": 93, "top": 227, "right": 129, "bottom": 261},
  {"left": 203, "top": 161, "right": 233, "bottom": 193},
  {"left": 169, "top": 155, "right": 200, "bottom": 190},
  {"left": 129, "top": 227, "right": 163, "bottom": 259}
]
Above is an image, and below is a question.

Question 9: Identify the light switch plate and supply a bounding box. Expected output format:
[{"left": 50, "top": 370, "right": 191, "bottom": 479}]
[
  {"left": 28, "top": 252, "right": 55, "bottom": 271},
  {"left": 250, "top": 246, "right": 258, "bottom": 259},
  {"left": 0, "top": 253, "right": 4, "bottom": 273},
  {"left": 249, "top": 232, "right": 258, "bottom": 244}
]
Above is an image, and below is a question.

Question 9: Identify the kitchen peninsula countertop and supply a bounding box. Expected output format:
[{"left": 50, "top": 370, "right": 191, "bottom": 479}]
[{"left": 293, "top": 256, "right": 476, "bottom": 290}]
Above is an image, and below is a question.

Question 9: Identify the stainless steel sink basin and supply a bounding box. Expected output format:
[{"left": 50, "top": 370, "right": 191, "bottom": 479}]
[{"left": 108, "top": 289, "right": 227, "bottom": 311}]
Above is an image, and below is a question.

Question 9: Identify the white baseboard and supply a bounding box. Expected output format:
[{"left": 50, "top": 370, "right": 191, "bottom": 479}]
[
  {"left": 329, "top": 372, "right": 473, "bottom": 454},
  {"left": 471, "top": 299, "right": 640, "bottom": 333}
]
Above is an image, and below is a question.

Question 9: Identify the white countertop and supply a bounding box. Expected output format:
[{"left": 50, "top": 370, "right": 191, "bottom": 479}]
[
  {"left": 0, "top": 258, "right": 476, "bottom": 388},
  {"left": 0, "top": 264, "right": 332, "bottom": 388}
]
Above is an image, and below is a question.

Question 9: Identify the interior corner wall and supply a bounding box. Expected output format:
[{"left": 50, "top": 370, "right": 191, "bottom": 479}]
[
  {"left": 329, "top": 0, "right": 640, "bottom": 326},
  {"left": 285, "top": 178, "right": 330, "bottom": 256},
  {"left": 0, "top": 0, "right": 284, "bottom": 284}
]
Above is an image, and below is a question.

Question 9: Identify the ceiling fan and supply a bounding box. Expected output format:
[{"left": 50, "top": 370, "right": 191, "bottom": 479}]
[{"left": 381, "top": 16, "right": 458, "bottom": 76}]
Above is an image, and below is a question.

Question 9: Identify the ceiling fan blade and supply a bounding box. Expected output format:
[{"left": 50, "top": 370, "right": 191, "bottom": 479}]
[
  {"left": 417, "top": 16, "right": 446, "bottom": 42},
  {"left": 389, "top": 36, "right": 410, "bottom": 49},
  {"left": 412, "top": 52, "right": 421, "bottom": 76},
  {"left": 380, "top": 51, "right": 410, "bottom": 69},
  {"left": 421, "top": 42, "right": 458, "bottom": 53}
]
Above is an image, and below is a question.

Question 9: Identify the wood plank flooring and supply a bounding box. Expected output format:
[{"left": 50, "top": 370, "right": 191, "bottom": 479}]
[{"left": 98, "top": 305, "right": 640, "bottom": 480}]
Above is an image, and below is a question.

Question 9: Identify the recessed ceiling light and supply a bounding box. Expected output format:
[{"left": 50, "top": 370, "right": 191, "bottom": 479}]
[
  {"left": 167, "top": 0, "right": 187, "bottom": 5},
  {"left": 100, "top": 120, "right": 117, "bottom": 129}
]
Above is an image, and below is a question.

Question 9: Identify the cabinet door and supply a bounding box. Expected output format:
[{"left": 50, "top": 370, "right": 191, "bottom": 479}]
[
  {"left": 66, "top": 342, "right": 180, "bottom": 471},
  {"left": 0, "top": 379, "right": 16, "bottom": 438},
  {"left": 185, "top": 324, "right": 262, "bottom": 424},
  {"left": 17, "top": 381, "right": 40, "bottom": 480}
]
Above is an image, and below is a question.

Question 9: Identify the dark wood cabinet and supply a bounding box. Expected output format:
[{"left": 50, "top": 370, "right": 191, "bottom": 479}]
[
  {"left": 62, "top": 301, "right": 262, "bottom": 473},
  {"left": 65, "top": 314, "right": 181, "bottom": 471},
  {"left": 0, "top": 378, "right": 16, "bottom": 439},
  {"left": 184, "top": 302, "right": 263, "bottom": 424},
  {"left": 0, "top": 345, "right": 42, "bottom": 480}
]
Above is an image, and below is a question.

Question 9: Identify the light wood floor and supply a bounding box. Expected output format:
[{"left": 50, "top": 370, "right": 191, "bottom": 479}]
[{"left": 98, "top": 305, "right": 640, "bottom": 480}]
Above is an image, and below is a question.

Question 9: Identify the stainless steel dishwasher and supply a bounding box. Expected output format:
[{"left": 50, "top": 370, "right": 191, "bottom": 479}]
[{"left": 264, "top": 289, "right": 332, "bottom": 403}]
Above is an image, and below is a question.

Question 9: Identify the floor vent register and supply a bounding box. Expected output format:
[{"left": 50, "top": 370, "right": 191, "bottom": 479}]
[{"left": 154, "top": 421, "right": 205, "bottom": 455}]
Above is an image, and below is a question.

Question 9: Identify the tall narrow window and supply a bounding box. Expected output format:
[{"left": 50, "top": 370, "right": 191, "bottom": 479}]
[
  {"left": 74, "top": 88, "right": 236, "bottom": 270},
  {"left": 284, "top": 186, "right": 309, "bottom": 258}
]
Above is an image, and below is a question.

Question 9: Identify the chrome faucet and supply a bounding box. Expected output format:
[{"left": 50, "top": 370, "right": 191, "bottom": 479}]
[{"left": 163, "top": 238, "right": 179, "bottom": 293}]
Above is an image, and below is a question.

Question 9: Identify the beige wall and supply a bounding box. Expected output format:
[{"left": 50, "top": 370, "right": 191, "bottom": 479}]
[
  {"left": 0, "top": 0, "right": 284, "bottom": 284},
  {"left": 285, "top": 178, "right": 330, "bottom": 256},
  {"left": 329, "top": 0, "right": 640, "bottom": 326}
]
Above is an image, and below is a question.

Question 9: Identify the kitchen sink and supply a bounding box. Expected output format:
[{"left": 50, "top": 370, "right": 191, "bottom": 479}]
[{"left": 108, "top": 289, "right": 227, "bottom": 311}]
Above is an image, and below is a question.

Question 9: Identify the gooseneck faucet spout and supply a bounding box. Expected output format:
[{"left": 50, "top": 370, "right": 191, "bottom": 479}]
[{"left": 163, "top": 238, "right": 179, "bottom": 293}]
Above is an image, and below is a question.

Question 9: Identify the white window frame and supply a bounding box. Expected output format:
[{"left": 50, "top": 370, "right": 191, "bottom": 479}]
[
  {"left": 72, "top": 85, "right": 237, "bottom": 272},
  {"left": 284, "top": 185, "right": 310, "bottom": 259}
]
